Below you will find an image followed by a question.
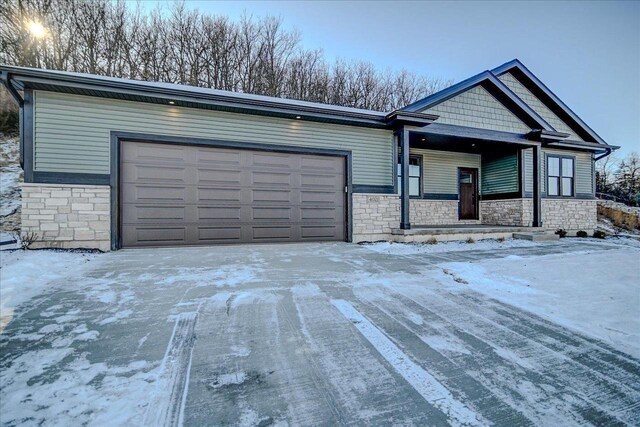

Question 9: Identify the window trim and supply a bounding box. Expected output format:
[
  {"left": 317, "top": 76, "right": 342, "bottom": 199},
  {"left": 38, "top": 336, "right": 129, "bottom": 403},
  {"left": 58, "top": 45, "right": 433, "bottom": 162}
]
[
  {"left": 545, "top": 154, "right": 576, "bottom": 198},
  {"left": 397, "top": 154, "right": 423, "bottom": 198}
]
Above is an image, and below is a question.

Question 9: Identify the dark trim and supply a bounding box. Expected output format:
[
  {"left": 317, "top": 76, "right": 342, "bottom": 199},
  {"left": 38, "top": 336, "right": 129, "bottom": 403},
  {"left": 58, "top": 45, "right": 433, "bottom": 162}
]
[
  {"left": 392, "top": 133, "right": 399, "bottom": 195},
  {"left": 385, "top": 110, "right": 439, "bottom": 128},
  {"left": 480, "top": 192, "right": 522, "bottom": 201},
  {"left": 532, "top": 145, "right": 542, "bottom": 227},
  {"left": 518, "top": 148, "right": 526, "bottom": 197},
  {"left": 401, "top": 70, "right": 553, "bottom": 131},
  {"left": 32, "top": 172, "right": 110, "bottom": 185},
  {"left": 545, "top": 153, "right": 576, "bottom": 197},
  {"left": 416, "top": 123, "right": 540, "bottom": 147},
  {"left": 23, "top": 89, "right": 34, "bottom": 183},
  {"left": 458, "top": 167, "right": 479, "bottom": 220},
  {"left": 398, "top": 128, "right": 411, "bottom": 229},
  {"left": 109, "top": 131, "right": 354, "bottom": 250},
  {"left": 352, "top": 185, "right": 395, "bottom": 194},
  {"left": 592, "top": 152, "right": 596, "bottom": 197},
  {"left": 523, "top": 192, "right": 597, "bottom": 200},
  {"left": 421, "top": 193, "right": 459, "bottom": 200},
  {"left": 2, "top": 65, "right": 391, "bottom": 129},
  {"left": 492, "top": 60, "right": 610, "bottom": 147}
]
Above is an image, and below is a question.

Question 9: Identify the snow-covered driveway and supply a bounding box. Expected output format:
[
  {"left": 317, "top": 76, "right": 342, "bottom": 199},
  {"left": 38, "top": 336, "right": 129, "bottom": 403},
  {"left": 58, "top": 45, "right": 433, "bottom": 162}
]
[{"left": 1, "top": 239, "right": 639, "bottom": 426}]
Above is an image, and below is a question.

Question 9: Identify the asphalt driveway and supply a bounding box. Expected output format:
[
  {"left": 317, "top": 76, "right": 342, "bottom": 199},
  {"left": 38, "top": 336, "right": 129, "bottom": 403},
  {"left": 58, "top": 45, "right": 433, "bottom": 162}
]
[{"left": 1, "top": 240, "right": 639, "bottom": 426}]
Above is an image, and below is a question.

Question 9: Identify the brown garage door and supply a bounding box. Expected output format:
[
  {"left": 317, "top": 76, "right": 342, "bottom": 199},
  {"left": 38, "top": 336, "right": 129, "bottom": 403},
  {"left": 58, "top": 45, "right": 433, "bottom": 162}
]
[{"left": 120, "top": 141, "right": 346, "bottom": 247}]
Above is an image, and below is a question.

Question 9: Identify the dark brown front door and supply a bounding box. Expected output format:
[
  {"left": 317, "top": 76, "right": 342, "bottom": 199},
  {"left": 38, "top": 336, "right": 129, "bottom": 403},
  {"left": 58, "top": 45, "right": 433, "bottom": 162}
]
[
  {"left": 459, "top": 168, "right": 478, "bottom": 220},
  {"left": 120, "top": 141, "right": 346, "bottom": 247}
]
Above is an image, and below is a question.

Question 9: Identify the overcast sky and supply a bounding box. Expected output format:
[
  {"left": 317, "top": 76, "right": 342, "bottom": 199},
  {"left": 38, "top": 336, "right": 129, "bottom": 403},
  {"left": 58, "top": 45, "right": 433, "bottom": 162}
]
[{"left": 136, "top": 0, "right": 639, "bottom": 156}]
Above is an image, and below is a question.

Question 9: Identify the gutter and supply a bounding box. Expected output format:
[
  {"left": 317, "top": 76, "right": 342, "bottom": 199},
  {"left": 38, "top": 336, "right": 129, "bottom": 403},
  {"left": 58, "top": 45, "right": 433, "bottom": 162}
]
[
  {"left": 0, "top": 71, "right": 24, "bottom": 107},
  {"left": 0, "top": 71, "right": 25, "bottom": 169}
]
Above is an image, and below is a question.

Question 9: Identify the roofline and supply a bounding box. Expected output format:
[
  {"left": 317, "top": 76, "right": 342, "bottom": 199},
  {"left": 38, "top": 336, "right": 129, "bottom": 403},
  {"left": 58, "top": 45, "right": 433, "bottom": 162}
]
[
  {"left": 492, "top": 59, "right": 609, "bottom": 146},
  {"left": 0, "top": 64, "right": 399, "bottom": 128},
  {"left": 400, "top": 70, "right": 554, "bottom": 131}
]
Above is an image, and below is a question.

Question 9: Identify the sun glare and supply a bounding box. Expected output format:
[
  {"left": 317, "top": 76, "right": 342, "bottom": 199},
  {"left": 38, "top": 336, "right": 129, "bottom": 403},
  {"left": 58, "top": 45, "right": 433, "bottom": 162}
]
[{"left": 27, "top": 20, "right": 46, "bottom": 38}]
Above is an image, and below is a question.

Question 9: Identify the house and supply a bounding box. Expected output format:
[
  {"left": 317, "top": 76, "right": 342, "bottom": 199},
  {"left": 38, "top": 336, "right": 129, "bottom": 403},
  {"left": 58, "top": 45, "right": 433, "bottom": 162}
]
[{"left": 0, "top": 60, "right": 616, "bottom": 251}]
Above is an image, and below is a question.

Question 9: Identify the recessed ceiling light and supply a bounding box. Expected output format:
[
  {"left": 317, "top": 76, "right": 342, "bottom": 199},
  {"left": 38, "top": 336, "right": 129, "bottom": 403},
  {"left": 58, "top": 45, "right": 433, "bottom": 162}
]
[
  {"left": 471, "top": 143, "right": 476, "bottom": 147},
  {"left": 295, "top": 116, "right": 301, "bottom": 119},
  {"left": 421, "top": 138, "right": 425, "bottom": 141},
  {"left": 168, "top": 101, "right": 175, "bottom": 105}
]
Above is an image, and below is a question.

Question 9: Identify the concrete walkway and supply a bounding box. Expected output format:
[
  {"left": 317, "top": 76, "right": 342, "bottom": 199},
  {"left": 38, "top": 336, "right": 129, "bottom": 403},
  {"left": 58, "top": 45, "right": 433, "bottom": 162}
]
[{"left": 1, "top": 240, "right": 639, "bottom": 426}]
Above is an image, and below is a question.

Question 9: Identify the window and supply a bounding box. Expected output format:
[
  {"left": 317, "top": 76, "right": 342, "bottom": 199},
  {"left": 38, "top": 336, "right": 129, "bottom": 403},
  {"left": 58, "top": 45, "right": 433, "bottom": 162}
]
[
  {"left": 397, "top": 156, "right": 421, "bottom": 197},
  {"left": 547, "top": 155, "right": 574, "bottom": 197}
]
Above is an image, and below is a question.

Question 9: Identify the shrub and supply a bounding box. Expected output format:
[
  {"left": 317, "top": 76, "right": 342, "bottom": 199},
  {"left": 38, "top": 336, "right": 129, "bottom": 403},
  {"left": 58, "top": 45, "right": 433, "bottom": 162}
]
[
  {"left": 496, "top": 237, "right": 505, "bottom": 243},
  {"left": 555, "top": 229, "right": 567, "bottom": 238},
  {"left": 466, "top": 237, "right": 475, "bottom": 244},
  {"left": 426, "top": 237, "right": 437, "bottom": 245},
  {"left": 14, "top": 231, "right": 39, "bottom": 249},
  {"left": 576, "top": 230, "right": 588, "bottom": 238},
  {"left": 593, "top": 230, "right": 607, "bottom": 239}
]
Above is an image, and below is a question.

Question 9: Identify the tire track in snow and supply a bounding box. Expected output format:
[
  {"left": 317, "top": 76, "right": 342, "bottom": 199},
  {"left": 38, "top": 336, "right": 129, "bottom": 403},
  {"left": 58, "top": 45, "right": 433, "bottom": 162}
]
[
  {"left": 331, "top": 299, "right": 485, "bottom": 427},
  {"left": 143, "top": 311, "right": 198, "bottom": 427}
]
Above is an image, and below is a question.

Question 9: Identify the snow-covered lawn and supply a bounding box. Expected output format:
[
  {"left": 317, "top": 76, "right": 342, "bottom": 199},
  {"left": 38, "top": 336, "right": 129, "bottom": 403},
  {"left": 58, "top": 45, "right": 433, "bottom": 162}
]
[
  {"left": 440, "top": 249, "right": 640, "bottom": 358},
  {"left": 0, "top": 135, "right": 22, "bottom": 219}
]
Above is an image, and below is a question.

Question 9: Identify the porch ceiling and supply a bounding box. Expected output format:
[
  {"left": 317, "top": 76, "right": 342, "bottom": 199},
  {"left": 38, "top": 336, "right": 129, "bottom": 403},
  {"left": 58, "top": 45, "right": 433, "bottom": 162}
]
[{"left": 409, "top": 124, "right": 534, "bottom": 153}]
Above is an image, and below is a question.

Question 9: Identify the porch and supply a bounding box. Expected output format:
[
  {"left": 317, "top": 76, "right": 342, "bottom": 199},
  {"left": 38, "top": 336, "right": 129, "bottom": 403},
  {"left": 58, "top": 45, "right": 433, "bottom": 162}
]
[{"left": 395, "top": 123, "right": 544, "bottom": 231}]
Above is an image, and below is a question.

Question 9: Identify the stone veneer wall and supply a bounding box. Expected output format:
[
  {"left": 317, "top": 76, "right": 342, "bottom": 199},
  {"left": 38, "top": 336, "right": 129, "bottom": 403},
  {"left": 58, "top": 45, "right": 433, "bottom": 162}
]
[
  {"left": 21, "top": 183, "right": 111, "bottom": 251},
  {"left": 352, "top": 193, "right": 399, "bottom": 242},
  {"left": 481, "top": 199, "right": 532, "bottom": 227},
  {"left": 410, "top": 199, "right": 461, "bottom": 225},
  {"left": 542, "top": 199, "right": 597, "bottom": 231}
]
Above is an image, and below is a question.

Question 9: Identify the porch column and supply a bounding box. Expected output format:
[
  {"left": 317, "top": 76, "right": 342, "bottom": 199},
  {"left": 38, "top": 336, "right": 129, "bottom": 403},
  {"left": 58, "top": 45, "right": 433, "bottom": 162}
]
[
  {"left": 532, "top": 144, "right": 542, "bottom": 227},
  {"left": 399, "top": 129, "right": 411, "bottom": 229}
]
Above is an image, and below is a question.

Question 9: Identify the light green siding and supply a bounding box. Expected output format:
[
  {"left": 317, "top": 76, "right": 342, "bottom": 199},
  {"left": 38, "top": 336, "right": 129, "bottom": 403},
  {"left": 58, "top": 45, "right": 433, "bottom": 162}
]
[
  {"left": 410, "top": 148, "right": 481, "bottom": 195},
  {"left": 498, "top": 72, "right": 584, "bottom": 142},
  {"left": 523, "top": 148, "right": 593, "bottom": 195},
  {"left": 481, "top": 152, "right": 519, "bottom": 195},
  {"left": 418, "top": 85, "right": 531, "bottom": 134},
  {"left": 33, "top": 91, "right": 394, "bottom": 186}
]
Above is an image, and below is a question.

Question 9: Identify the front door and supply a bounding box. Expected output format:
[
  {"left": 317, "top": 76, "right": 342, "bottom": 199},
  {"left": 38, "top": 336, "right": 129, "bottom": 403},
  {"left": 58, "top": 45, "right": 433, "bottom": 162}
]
[{"left": 459, "top": 168, "right": 478, "bottom": 220}]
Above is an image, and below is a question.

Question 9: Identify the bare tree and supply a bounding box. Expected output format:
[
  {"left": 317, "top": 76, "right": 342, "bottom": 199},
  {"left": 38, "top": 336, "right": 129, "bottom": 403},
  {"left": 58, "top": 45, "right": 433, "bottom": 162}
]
[{"left": 0, "top": 0, "right": 451, "bottom": 111}]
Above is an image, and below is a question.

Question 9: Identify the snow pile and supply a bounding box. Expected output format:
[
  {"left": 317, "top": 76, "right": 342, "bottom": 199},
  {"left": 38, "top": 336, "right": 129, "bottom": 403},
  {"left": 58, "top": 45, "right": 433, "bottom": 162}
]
[
  {"left": 362, "top": 238, "right": 539, "bottom": 255},
  {"left": 0, "top": 250, "right": 98, "bottom": 331},
  {"left": 0, "top": 135, "right": 22, "bottom": 218}
]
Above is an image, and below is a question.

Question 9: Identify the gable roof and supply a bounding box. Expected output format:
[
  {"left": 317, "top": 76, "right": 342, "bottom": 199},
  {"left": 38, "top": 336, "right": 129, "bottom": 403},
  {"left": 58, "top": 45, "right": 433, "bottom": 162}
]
[
  {"left": 491, "top": 59, "right": 609, "bottom": 146},
  {"left": 401, "top": 70, "right": 554, "bottom": 132}
]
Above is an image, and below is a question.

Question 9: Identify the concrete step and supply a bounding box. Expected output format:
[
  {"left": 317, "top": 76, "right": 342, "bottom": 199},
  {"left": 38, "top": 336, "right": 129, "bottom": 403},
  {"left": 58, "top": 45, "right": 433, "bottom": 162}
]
[{"left": 513, "top": 232, "right": 559, "bottom": 242}]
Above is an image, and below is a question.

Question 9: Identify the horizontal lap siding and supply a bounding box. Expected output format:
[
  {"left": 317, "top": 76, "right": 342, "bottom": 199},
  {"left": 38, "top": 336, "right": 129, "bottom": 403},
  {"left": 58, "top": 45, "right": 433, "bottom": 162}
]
[
  {"left": 411, "top": 148, "right": 481, "bottom": 195},
  {"left": 33, "top": 91, "right": 393, "bottom": 186},
  {"left": 524, "top": 148, "right": 593, "bottom": 195},
  {"left": 481, "top": 152, "right": 518, "bottom": 195}
]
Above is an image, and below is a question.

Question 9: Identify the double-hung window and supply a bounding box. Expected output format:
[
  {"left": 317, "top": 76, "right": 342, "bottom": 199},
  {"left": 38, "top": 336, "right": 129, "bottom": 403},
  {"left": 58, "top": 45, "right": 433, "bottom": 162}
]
[
  {"left": 397, "top": 156, "right": 421, "bottom": 197},
  {"left": 547, "top": 155, "right": 574, "bottom": 197}
]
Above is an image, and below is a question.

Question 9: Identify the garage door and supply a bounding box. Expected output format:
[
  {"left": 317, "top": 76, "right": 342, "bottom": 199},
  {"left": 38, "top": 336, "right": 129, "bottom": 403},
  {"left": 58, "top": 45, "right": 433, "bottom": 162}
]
[{"left": 120, "top": 141, "right": 346, "bottom": 247}]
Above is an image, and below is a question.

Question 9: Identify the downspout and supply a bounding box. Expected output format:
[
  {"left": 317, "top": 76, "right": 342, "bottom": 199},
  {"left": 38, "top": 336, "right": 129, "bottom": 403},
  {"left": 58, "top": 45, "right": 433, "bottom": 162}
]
[{"left": 0, "top": 72, "right": 25, "bottom": 169}]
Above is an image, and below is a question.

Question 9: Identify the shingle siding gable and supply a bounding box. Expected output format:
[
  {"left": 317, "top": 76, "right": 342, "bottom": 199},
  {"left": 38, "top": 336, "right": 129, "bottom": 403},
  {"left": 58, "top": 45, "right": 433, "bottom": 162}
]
[
  {"left": 419, "top": 85, "right": 530, "bottom": 134},
  {"left": 498, "top": 72, "right": 584, "bottom": 142}
]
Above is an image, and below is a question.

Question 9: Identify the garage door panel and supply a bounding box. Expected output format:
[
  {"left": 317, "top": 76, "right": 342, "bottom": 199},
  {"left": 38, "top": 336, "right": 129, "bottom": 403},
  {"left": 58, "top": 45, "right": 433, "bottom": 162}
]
[
  {"left": 122, "top": 226, "right": 187, "bottom": 246},
  {"left": 196, "top": 148, "right": 242, "bottom": 166},
  {"left": 121, "top": 163, "right": 188, "bottom": 184},
  {"left": 251, "top": 152, "right": 296, "bottom": 168},
  {"left": 197, "top": 168, "right": 242, "bottom": 185},
  {"left": 198, "top": 207, "right": 241, "bottom": 220},
  {"left": 122, "top": 142, "right": 190, "bottom": 164},
  {"left": 121, "top": 141, "right": 346, "bottom": 247},
  {"left": 252, "top": 171, "right": 292, "bottom": 186},
  {"left": 197, "top": 226, "right": 242, "bottom": 243},
  {"left": 197, "top": 187, "right": 242, "bottom": 203}
]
